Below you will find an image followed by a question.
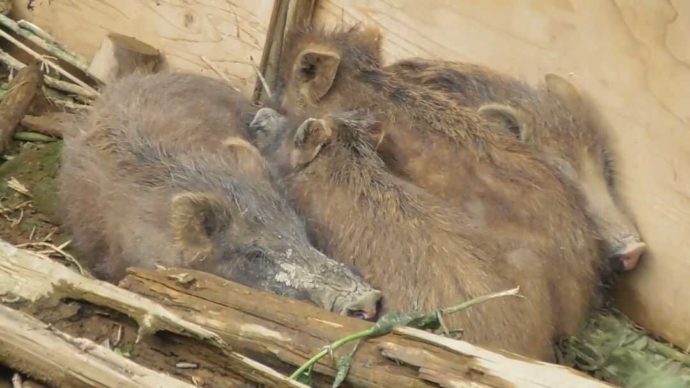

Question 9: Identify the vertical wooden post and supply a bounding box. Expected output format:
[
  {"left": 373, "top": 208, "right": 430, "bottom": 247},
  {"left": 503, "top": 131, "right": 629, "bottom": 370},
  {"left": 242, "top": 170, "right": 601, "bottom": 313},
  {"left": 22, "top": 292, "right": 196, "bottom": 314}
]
[{"left": 253, "top": 0, "right": 316, "bottom": 103}]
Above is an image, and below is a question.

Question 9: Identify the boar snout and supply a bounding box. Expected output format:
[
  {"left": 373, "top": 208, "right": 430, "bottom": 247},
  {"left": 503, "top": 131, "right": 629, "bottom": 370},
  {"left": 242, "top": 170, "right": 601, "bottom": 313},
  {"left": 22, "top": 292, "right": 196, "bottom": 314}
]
[
  {"left": 303, "top": 249, "right": 382, "bottom": 321},
  {"left": 342, "top": 288, "right": 382, "bottom": 321},
  {"left": 608, "top": 236, "right": 646, "bottom": 272}
]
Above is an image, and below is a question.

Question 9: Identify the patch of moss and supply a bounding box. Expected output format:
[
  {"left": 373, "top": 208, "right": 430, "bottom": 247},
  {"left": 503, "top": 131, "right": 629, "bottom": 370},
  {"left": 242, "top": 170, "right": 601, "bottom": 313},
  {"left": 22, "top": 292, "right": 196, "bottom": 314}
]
[
  {"left": 559, "top": 310, "right": 690, "bottom": 387},
  {"left": 0, "top": 142, "right": 62, "bottom": 223}
]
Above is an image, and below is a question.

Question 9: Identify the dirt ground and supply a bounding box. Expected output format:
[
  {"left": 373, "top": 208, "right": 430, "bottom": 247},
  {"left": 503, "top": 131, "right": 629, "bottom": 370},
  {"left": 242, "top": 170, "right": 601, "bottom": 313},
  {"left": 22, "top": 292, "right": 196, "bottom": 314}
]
[{"left": 0, "top": 141, "right": 78, "bottom": 271}]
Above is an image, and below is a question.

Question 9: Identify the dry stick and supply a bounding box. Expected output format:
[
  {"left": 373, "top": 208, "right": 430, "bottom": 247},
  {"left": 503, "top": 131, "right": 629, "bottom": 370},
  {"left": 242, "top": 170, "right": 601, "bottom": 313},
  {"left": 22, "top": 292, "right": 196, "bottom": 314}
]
[
  {"left": 0, "top": 14, "right": 102, "bottom": 85},
  {"left": 17, "top": 20, "right": 59, "bottom": 45},
  {"left": 0, "top": 62, "right": 42, "bottom": 154},
  {"left": 48, "top": 97, "right": 90, "bottom": 112},
  {"left": 0, "top": 27, "right": 98, "bottom": 94},
  {"left": 0, "top": 48, "right": 97, "bottom": 99},
  {"left": 199, "top": 55, "right": 240, "bottom": 92},
  {"left": 16, "top": 240, "right": 86, "bottom": 275},
  {"left": 251, "top": 56, "right": 272, "bottom": 99}
]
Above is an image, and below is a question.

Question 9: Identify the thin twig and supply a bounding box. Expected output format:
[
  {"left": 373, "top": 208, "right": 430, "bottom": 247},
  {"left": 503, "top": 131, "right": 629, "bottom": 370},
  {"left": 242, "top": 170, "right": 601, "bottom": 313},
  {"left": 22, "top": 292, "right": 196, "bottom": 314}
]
[
  {"left": 199, "top": 55, "right": 240, "bottom": 92},
  {"left": 46, "top": 96, "right": 91, "bottom": 112},
  {"left": 250, "top": 55, "right": 272, "bottom": 99},
  {"left": 113, "top": 324, "right": 123, "bottom": 347},
  {"left": 441, "top": 286, "right": 521, "bottom": 316},
  {"left": 17, "top": 240, "right": 85, "bottom": 275},
  {"left": 41, "top": 228, "right": 56, "bottom": 242},
  {"left": 7, "top": 177, "right": 31, "bottom": 197}
]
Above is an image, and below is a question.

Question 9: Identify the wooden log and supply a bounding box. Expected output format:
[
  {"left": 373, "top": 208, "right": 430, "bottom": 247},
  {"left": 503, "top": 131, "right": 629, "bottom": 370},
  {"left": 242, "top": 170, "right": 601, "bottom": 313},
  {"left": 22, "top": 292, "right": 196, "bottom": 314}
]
[
  {"left": 0, "top": 238, "right": 611, "bottom": 387},
  {"left": 121, "top": 269, "right": 614, "bottom": 387},
  {"left": 20, "top": 112, "right": 72, "bottom": 138},
  {"left": 87, "top": 33, "right": 160, "bottom": 85},
  {"left": 0, "top": 304, "right": 196, "bottom": 388},
  {"left": 0, "top": 62, "right": 42, "bottom": 154},
  {"left": 0, "top": 238, "right": 307, "bottom": 388}
]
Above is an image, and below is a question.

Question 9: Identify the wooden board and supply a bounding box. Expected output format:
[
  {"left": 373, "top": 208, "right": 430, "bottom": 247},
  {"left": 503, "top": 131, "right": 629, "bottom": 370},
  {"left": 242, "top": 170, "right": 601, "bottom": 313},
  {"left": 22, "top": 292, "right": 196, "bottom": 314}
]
[
  {"left": 314, "top": 0, "right": 690, "bottom": 349},
  {"left": 10, "top": 0, "right": 276, "bottom": 96}
]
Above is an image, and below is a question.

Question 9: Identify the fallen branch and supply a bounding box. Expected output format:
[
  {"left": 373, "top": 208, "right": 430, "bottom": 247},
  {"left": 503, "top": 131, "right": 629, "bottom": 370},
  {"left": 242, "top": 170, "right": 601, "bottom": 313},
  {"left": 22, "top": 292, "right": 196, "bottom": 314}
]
[
  {"left": 0, "top": 48, "right": 98, "bottom": 99},
  {"left": 0, "top": 304, "right": 196, "bottom": 388},
  {"left": 0, "top": 27, "right": 97, "bottom": 94},
  {"left": 0, "top": 62, "right": 42, "bottom": 154},
  {"left": 0, "top": 238, "right": 308, "bottom": 388},
  {"left": 0, "top": 14, "right": 102, "bottom": 85}
]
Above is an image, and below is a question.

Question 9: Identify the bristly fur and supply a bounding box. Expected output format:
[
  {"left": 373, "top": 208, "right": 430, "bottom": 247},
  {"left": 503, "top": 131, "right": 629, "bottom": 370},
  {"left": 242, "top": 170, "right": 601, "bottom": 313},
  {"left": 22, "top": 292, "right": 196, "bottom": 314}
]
[
  {"left": 270, "top": 23, "right": 608, "bottom": 361},
  {"left": 56, "top": 72, "right": 383, "bottom": 321},
  {"left": 386, "top": 57, "right": 643, "bottom": 271}
]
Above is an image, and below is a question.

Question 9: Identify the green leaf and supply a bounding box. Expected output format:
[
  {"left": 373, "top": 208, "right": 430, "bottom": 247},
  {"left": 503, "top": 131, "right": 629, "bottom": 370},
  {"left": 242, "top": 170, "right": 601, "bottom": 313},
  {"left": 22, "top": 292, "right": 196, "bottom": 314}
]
[{"left": 332, "top": 342, "right": 360, "bottom": 388}]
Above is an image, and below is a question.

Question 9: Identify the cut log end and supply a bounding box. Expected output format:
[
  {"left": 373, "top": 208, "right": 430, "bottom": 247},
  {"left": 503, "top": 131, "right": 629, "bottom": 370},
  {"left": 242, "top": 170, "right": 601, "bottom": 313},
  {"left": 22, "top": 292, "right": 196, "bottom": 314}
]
[{"left": 87, "top": 33, "right": 161, "bottom": 85}]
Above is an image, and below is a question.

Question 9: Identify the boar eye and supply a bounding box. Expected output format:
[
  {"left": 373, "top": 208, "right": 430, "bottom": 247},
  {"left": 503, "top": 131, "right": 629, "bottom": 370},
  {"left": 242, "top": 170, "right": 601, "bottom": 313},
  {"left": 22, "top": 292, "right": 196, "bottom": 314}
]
[{"left": 245, "top": 245, "right": 268, "bottom": 263}]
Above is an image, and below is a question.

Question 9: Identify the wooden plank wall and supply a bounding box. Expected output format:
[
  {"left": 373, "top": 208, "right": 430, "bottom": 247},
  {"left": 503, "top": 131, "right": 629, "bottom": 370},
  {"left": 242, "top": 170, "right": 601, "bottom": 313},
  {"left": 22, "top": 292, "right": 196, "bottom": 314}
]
[
  {"left": 5, "top": 0, "right": 690, "bottom": 350},
  {"left": 314, "top": 0, "right": 690, "bottom": 349},
  {"left": 10, "top": 0, "right": 275, "bottom": 96}
]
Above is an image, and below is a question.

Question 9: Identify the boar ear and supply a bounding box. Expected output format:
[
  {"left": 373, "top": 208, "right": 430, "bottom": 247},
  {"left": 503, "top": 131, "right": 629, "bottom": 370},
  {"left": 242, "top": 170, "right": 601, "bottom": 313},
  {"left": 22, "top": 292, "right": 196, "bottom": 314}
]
[
  {"left": 545, "top": 73, "right": 582, "bottom": 108},
  {"left": 294, "top": 48, "right": 341, "bottom": 104},
  {"left": 170, "top": 192, "right": 231, "bottom": 263},
  {"left": 292, "top": 118, "right": 332, "bottom": 166},
  {"left": 478, "top": 103, "right": 531, "bottom": 142}
]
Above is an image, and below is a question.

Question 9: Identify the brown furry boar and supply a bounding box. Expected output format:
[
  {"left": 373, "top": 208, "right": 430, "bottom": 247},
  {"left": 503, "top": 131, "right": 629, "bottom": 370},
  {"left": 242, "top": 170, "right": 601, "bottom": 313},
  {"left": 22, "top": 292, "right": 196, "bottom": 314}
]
[
  {"left": 250, "top": 107, "right": 569, "bottom": 361},
  {"left": 57, "top": 72, "right": 381, "bottom": 320},
  {"left": 272, "top": 25, "right": 602, "bottom": 338},
  {"left": 386, "top": 58, "right": 646, "bottom": 274}
]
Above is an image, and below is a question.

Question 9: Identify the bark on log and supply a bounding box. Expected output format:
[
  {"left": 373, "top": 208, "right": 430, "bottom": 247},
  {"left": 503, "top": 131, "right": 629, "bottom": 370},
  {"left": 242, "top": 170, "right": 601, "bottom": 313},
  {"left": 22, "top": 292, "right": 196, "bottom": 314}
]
[
  {"left": 0, "top": 62, "right": 42, "bottom": 154},
  {"left": 20, "top": 112, "right": 72, "bottom": 138},
  {"left": 0, "top": 304, "right": 196, "bottom": 388},
  {"left": 87, "top": 33, "right": 160, "bottom": 85},
  {"left": 0, "top": 239, "right": 307, "bottom": 388},
  {"left": 120, "top": 269, "right": 614, "bottom": 388},
  {"left": 0, "top": 239, "right": 612, "bottom": 388}
]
